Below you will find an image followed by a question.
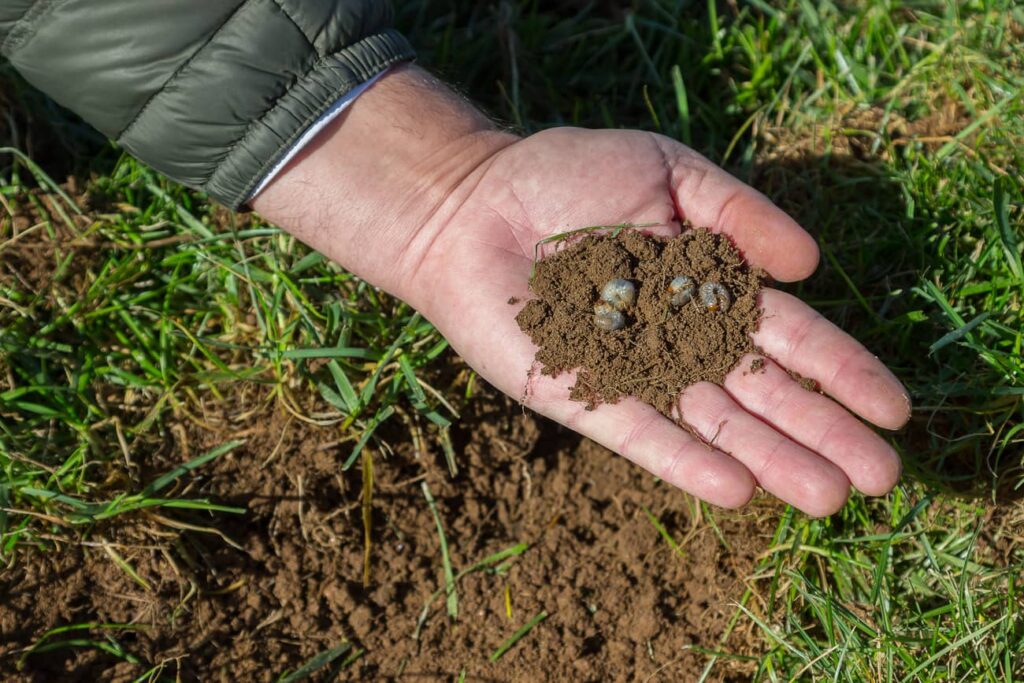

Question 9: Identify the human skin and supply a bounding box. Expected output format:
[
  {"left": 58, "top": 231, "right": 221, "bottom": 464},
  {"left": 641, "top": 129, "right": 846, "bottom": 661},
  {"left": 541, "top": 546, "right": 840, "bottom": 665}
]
[{"left": 252, "top": 64, "right": 911, "bottom": 517}]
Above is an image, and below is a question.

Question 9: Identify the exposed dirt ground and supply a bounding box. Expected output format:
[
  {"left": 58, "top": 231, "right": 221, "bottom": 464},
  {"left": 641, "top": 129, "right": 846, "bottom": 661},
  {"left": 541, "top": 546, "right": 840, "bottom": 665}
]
[{"left": 0, "top": 387, "right": 778, "bottom": 682}]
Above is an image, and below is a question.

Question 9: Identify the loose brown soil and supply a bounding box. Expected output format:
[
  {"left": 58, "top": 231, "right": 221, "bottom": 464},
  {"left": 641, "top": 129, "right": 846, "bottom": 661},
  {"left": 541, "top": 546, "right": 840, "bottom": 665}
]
[
  {"left": 0, "top": 389, "right": 777, "bottom": 682},
  {"left": 517, "top": 228, "right": 763, "bottom": 415}
]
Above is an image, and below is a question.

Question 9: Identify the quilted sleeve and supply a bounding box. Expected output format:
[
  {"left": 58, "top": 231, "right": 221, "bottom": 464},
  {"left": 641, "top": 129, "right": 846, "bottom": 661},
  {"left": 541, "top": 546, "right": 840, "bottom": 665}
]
[{"left": 0, "top": 0, "right": 415, "bottom": 209}]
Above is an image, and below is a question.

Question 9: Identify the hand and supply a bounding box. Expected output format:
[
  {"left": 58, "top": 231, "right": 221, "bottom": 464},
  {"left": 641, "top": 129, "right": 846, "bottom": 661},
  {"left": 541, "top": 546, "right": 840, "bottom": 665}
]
[{"left": 254, "top": 66, "right": 911, "bottom": 517}]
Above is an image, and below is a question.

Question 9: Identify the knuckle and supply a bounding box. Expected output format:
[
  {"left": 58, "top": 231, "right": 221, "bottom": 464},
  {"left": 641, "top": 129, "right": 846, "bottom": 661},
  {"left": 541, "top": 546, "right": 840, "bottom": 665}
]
[{"left": 617, "top": 412, "right": 661, "bottom": 456}]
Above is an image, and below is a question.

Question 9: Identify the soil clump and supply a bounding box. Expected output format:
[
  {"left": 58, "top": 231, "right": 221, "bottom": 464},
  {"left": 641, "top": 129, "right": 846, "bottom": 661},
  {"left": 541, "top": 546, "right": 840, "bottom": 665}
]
[{"left": 516, "top": 228, "right": 763, "bottom": 415}]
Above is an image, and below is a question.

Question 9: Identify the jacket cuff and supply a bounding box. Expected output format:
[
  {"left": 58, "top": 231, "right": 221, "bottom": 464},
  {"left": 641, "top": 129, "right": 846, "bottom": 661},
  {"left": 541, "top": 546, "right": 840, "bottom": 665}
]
[
  {"left": 207, "top": 29, "right": 414, "bottom": 210},
  {"left": 246, "top": 69, "right": 389, "bottom": 203}
]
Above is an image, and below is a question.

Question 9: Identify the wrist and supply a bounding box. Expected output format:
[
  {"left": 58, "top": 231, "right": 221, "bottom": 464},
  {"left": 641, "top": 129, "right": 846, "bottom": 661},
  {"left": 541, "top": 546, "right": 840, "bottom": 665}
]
[{"left": 251, "top": 64, "right": 517, "bottom": 299}]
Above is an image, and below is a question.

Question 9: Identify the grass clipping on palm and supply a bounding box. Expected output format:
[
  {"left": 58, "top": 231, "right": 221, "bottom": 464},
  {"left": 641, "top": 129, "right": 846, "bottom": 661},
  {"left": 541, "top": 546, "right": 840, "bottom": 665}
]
[{"left": 516, "top": 226, "right": 764, "bottom": 416}]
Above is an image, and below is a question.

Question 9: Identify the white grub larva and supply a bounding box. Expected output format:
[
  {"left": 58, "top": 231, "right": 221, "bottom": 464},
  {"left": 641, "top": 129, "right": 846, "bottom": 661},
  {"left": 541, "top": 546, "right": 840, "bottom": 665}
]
[
  {"left": 667, "top": 275, "right": 696, "bottom": 307},
  {"left": 599, "top": 278, "right": 636, "bottom": 311},
  {"left": 593, "top": 301, "right": 626, "bottom": 331},
  {"left": 699, "top": 282, "right": 731, "bottom": 312}
]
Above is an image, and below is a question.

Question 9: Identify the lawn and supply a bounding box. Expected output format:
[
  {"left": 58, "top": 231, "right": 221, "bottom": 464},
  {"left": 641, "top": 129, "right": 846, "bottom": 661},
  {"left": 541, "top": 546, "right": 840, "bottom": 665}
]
[{"left": 1, "top": 1, "right": 1023, "bottom": 680}]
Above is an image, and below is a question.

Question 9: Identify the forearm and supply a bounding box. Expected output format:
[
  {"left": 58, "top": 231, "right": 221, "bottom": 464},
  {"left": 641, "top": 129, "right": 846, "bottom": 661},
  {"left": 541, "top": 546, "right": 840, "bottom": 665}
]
[{"left": 250, "top": 65, "right": 518, "bottom": 302}]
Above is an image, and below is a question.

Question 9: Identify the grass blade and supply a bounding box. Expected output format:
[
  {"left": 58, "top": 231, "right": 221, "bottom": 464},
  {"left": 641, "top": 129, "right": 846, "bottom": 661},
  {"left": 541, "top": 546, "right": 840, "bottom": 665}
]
[
  {"left": 671, "top": 65, "right": 692, "bottom": 145},
  {"left": 929, "top": 312, "right": 991, "bottom": 354},
  {"left": 994, "top": 177, "right": 1023, "bottom": 279},
  {"left": 422, "top": 481, "right": 457, "bottom": 619},
  {"left": 101, "top": 541, "right": 152, "bottom": 592},
  {"left": 143, "top": 440, "right": 243, "bottom": 496},
  {"left": 145, "top": 183, "right": 214, "bottom": 239},
  {"left": 489, "top": 610, "right": 548, "bottom": 662},
  {"left": 18, "top": 623, "right": 144, "bottom": 668},
  {"left": 327, "top": 360, "right": 360, "bottom": 414},
  {"left": 282, "top": 347, "right": 380, "bottom": 361},
  {"left": 342, "top": 405, "right": 394, "bottom": 470},
  {"left": 277, "top": 642, "right": 352, "bottom": 683},
  {"left": 641, "top": 505, "right": 686, "bottom": 559}
]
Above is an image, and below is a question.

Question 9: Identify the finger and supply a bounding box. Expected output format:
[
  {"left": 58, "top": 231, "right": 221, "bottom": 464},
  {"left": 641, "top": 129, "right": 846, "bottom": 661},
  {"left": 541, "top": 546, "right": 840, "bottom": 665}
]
[
  {"left": 755, "top": 289, "right": 912, "bottom": 430},
  {"left": 525, "top": 371, "right": 756, "bottom": 509},
  {"left": 656, "top": 136, "right": 819, "bottom": 282},
  {"left": 724, "top": 355, "right": 902, "bottom": 496},
  {"left": 678, "top": 382, "right": 852, "bottom": 517}
]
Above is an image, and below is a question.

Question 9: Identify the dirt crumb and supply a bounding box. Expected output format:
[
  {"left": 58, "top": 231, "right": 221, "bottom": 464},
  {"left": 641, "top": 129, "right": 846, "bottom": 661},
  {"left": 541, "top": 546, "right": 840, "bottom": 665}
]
[
  {"left": 516, "top": 227, "right": 763, "bottom": 415},
  {"left": 799, "top": 376, "right": 819, "bottom": 392},
  {"left": 787, "top": 369, "right": 820, "bottom": 393}
]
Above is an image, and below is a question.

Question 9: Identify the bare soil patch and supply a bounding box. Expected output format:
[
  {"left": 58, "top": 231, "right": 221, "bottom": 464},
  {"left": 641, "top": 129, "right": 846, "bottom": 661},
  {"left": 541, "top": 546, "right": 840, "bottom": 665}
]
[{"left": 0, "top": 390, "right": 776, "bottom": 682}]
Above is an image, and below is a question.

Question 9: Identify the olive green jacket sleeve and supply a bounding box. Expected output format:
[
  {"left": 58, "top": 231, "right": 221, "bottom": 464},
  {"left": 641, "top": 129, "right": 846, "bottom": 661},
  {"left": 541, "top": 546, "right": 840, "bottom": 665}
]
[{"left": 0, "top": 0, "right": 415, "bottom": 209}]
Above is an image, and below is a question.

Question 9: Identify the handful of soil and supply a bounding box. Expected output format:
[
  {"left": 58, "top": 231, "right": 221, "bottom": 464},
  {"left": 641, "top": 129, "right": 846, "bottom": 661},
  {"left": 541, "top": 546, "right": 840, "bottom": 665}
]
[{"left": 516, "top": 227, "right": 764, "bottom": 416}]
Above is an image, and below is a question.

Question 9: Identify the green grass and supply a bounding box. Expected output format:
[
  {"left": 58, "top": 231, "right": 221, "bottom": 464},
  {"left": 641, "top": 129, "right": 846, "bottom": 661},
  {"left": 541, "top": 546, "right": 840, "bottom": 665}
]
[
  {"left": 2, "top": 0, "right": 1024, "bottom": 680},
  {"left": 0, "top": 147, "right": 461, "bottom": 556}
]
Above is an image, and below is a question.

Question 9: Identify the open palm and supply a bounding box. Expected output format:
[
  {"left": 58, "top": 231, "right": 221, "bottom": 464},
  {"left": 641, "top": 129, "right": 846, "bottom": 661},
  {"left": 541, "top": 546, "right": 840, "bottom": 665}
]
[{"left": 404, "top": 128, "right": 910, "bottom": 516}]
